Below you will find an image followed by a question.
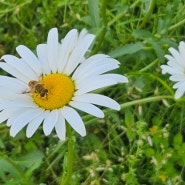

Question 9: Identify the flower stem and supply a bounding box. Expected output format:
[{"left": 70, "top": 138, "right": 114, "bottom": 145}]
[
  {"left": 60, "top": 123, "right": 74, "bottom": 185},
  {"left": 120, "top": 95, "right": 173, "bottom": 109}
]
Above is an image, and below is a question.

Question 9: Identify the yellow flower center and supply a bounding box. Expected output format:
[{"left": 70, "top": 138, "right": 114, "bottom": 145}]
[{"left": 32, "top": 73, "right": 75, "bottom": 110}]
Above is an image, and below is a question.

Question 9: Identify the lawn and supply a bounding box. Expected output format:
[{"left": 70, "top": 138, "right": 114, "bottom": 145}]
[{"left": 0, "top": 0, "right": 185, "bottom": 185}]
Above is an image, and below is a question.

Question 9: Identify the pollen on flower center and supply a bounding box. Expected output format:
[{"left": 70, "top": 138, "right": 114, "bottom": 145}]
[{"left": 32, "top": 73, "right": 75, "bottom": 110}]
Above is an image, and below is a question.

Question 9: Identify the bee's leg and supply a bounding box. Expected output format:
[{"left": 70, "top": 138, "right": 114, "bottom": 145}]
[{"left": 22, "top": 89, "right": 31, "bottom": 94}]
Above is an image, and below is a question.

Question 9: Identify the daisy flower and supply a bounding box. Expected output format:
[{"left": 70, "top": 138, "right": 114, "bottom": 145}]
[
  {"left": 161, "top": 41, "right": 185, "bottom": 99},
  {"left": 0, "top": 28, "right": 128, "bottom": 140}
]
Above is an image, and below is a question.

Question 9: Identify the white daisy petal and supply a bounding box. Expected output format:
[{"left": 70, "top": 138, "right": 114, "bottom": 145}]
[
  {"left": 75, "top": 76, "right": 117, "bottom": 95},
  {"left": 36, "top": 44, "right": 51, "bottom": 74},
  {"left": 10, "top": 108, "right": 42, "bottom": 137},
  {"left": 161, "top": 65, "right": 181, "bottom": 75},
  {"left": 0, "top": 76, "right": 27, "bottom": 91},
  {"left": 72, "top": 55, "right": 120, "bottom": 81},
  {"left": 43, "top": 109, "right": 58, "bottom": 136},
  {"left": 26, "top": 110, "right": 46, "bottom": 138},
  {"left": 173, "top": 81, "right": 185, "bottom": 89},
  {"left": 64, "top": 33, "right": 95, "bottom": 75},
  {"left": 73, "top": 93, "right": 121, "bottom": 110},
  {"left": 6, "top": 108, "right": 28, "bottom": 126},
  {"left": 161, "top": 41, "right": 185, "bottom": 99},
  {"left": 102, "top": 74, "right": 128, "bottom": 83},
  {"left": 167, "top": 60, "right": 185, "bottom": 73},
  {"left": 169, "top": 74, "right": 185, "bottom": 82},
  {"left": 58, "top": 29, "right": 78, "bottom": 73},
  {"left": 169, "top": 47, "right": 185, "bottom": 67},
  {"left": 164, "top": 55, "right": 182, "bottom": 70},
  {"left": 174, "top": 88, "right": 185, "bottom": 99},
  {"left": 16, "top": 45, "right": 42, "bottom": 75},
  {"left": 47, "top": 28, "right": 59, "bottom": 73},
  {"left": 55, "top": 111, "right": 66, "bottom": 141},
  {"left": 165, "top": 55, "right": 185, "bottom": 72},
  {"left": 0, "top": 109, "right": 9, "bottom": 124},
  {"left": 179, "top": 42, "right": 185, "bottom": 60},
  {"left": 165, "top": 55, "right": 177, "bottom": 65},
  {"left": 0, "top": 91, "right": 26, "bottom": 101},
  {"left": 0, "top": 62, "right": 30, "bottom": 83},
  {"left": 0, "top": 99, "right": 36, "bottom": 109},
  {"left": 61, "top": 106, "right": 86, "bottom": 137},
  {"left": 78, "top": 29, "right": 88, "bottom": 40},
  {"left": 69, "top": 101, "right": 104, "bottom": 118},
  {"left": 1, "top": 55, "right": 38, "bottom": 80}
]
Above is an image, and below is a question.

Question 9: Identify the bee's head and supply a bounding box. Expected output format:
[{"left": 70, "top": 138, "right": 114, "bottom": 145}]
[{"left": 28, "top": 80, "right": 38, "bottom": 88}]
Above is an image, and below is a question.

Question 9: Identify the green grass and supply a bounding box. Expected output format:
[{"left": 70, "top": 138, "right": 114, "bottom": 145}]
[{"left": 0, "top": 0, "right": 185, "bottom": 184}]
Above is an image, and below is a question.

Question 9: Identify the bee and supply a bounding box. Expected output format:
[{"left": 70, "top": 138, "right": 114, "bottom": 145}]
[{"left": 28, "top": 80, "right": 48, "bottom": 99}]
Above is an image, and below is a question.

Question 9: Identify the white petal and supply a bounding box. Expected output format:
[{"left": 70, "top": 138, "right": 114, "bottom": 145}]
[
  {"left": 0, "top": 76, "right": 27, "bottom": 91},
  {"left": 47, "top": 28, "right": 59, "bottom": 73},
  {"left": 6, "top": 108, "right": 28, "bottom": 126},
  {"left": 173, "top": 81, "right": 185, "bottom": 89},
  {"left": 64, "top": 33, "right": 95, "bottom": 75},
  {"left": 165, "top": 54, "right": 177, "bottom": 64},
  {"left": 173, "top": 81, "right": 185, "bottom": 91},
  {"left": 1, "top": 55, "right": 38, "bottom": 80},
  {"left": 78, "top": 29, "right": 88, "bottom": 40},
  {"left": 55, "top": 111, "right": 66, "bottom": 140},
  {"left": 0, "top": 91, "right": 30, "bottom": 101},
  {"left": 26, "top": 110, "right": 46, "bottom": 138},
  {"left": 72, "top": 55, "right": 120, "bottom": 82},
  {"left": 162, "top": 42, "right": 185, "bottom": 100},
  {"left": 101, "top": 74, "right": 128, "bottom": 83},
  {"left": 10, "top": 108, "right": 42, "bottom": 137},
  {"left": 61, "top": 106, "right": 86, "bottom": 137},
  {"left": 174, "top": 88, "right": 185, "bottom": 99},
  {"left": 73, "top": 93, "right": 121, "bottom": 110},
  {"left": 36, "top": 44, "right": 51, "bottom": 74},
  {"left": 16, "top": 45, "right": 42, "bottom": 75},
  {"left": 179, "top": 41, "right": 185, "bottom": 61},
  {"left": 165, "top": 54, "right": 184, "bottom": 70},
  {"left": 0, "top": 99, "right": 36, "bottom": 109},
  {"left": 161, "top": 65, "right": 181, "bottom": 75},
  {"left": 43, "top": 110, "right": 58, "bottom": 136},
  {"left": 169, "top": 47, "right": 185, "bottom": 67},
  {"left": 167, "top": 60, "right": 185, "bottom": 73},
  {"left": 173, "top": 82, "right": 181, "bottom": 89},
  {"left": 170, "top": 74, "right": 185, "bottom": 82},
  {"left": 69, "top": 101, "right": 104, "bottom": 118},
  {"left": 0, "top": 89, "right": 15, "bottom": 100},
  {"left": 75, "top": 76, "right": 117, "bottom": 95},
  {"left": 58, "top": 29, "right": 78, "bottom": 73},
  {"left": 0, "top": 62, "right": 30, "bottom": 83},
  {"left": 0, "top": 110, "right": 9, "bottom": 124}
]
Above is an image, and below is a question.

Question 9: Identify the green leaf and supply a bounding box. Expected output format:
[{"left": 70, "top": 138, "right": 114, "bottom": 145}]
[
  {"left": 125, "top": 109, "right": 136, "bottom": 140},
  {"left": 125, "top": 109, "right": 134, "bottom": 127},
  {"left": 144, "top": 148, "right": 155, "bottom": 158},
  {"left": 149, "top": 40, "right": 165, "bottom": 63},
  {"left": 108, "top": 42, "right": 143, "bottom": 58},
  {"left": 88, "top": 0, "right": 101, "bottom": 27},
  {"left": 0, "top": 158, "right": 20, "bottom": 180},
  {"left": 0, "top": 154, "right": 32, "bottom": 185},
  {"left": 132, "top": 29, "right": 153, "bottom": 39},
  {"left": 16, "top": 150, "right": 44, "bottom": 178},
  {"left": 173, "top": 133, "right": 183, "bottom": 147}
]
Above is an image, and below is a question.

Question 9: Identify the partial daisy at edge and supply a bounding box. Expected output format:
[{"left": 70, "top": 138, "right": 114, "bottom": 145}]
[
  {"left": 0, "top": 27, "right": 128, "bottom": 140},
  {"left": 161, "top": 41, "right": 185, "bottom": 99}
]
